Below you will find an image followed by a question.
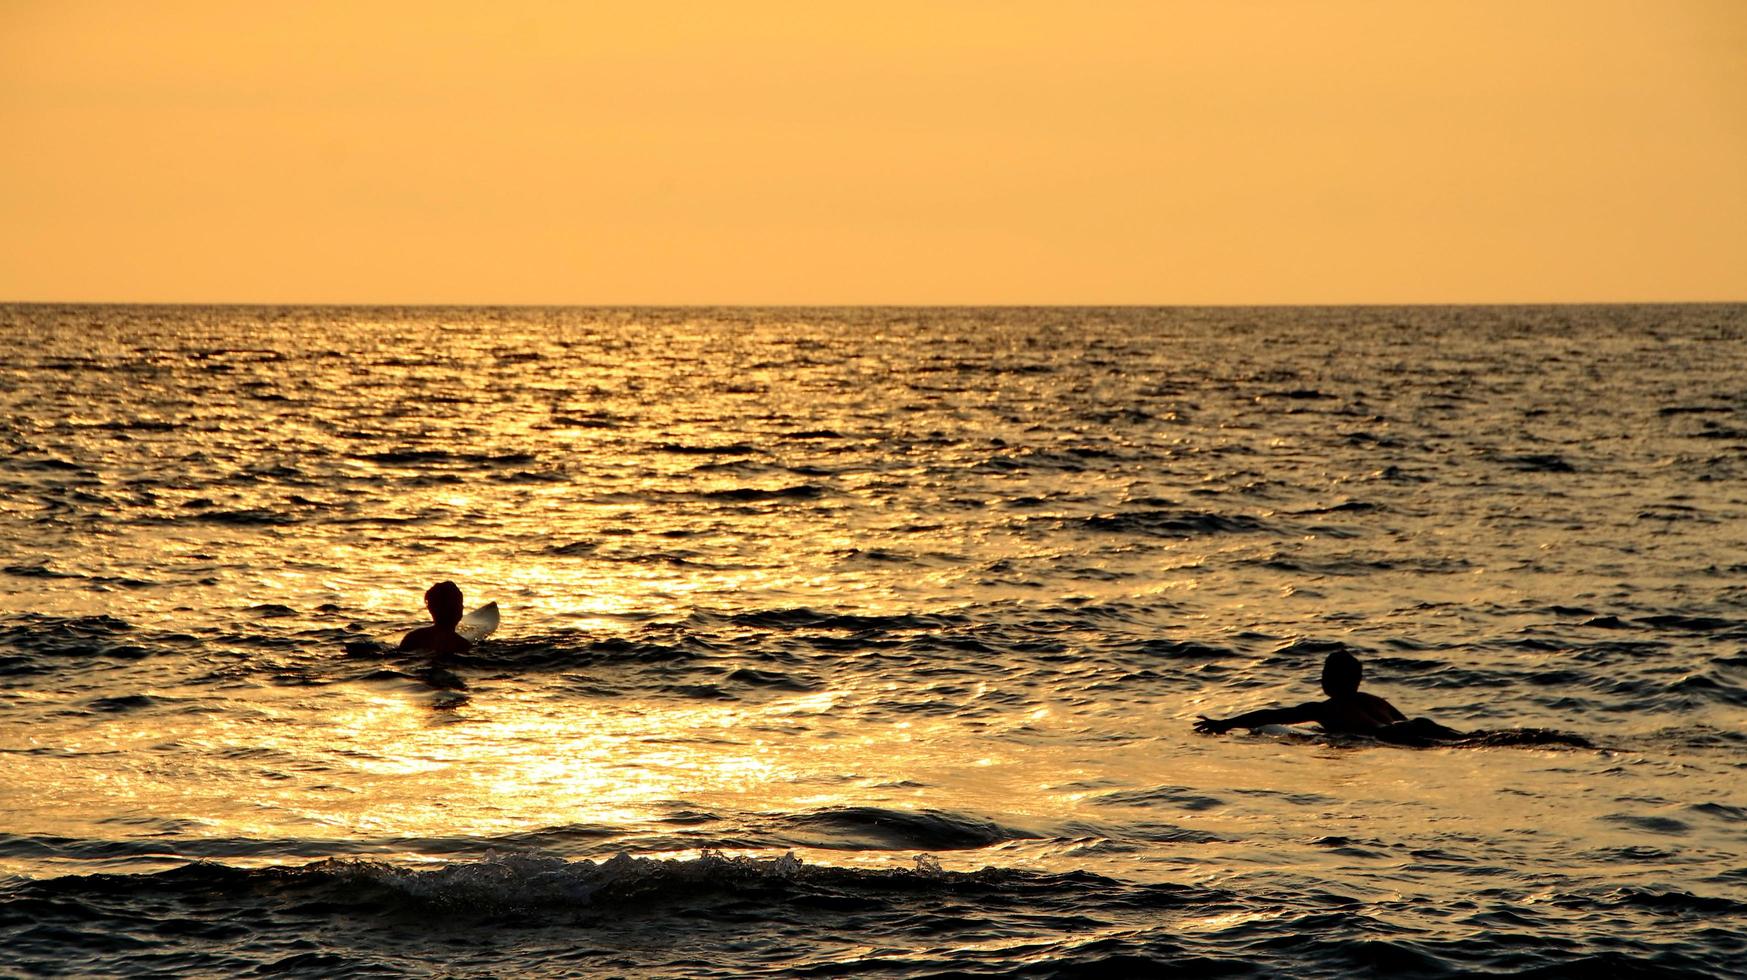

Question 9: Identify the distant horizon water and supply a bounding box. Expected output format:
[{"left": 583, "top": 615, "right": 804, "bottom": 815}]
[{"left": 7, "top": 299, "right": 1747, "bottom": 309}]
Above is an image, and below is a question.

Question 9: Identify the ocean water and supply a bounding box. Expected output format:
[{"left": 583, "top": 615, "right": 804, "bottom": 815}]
[{"left": 1, "top": 304, "right": 1744, "bottom": 978}]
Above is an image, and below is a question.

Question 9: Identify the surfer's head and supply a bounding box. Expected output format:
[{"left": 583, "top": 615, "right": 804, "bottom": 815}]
[
  {"left": 1321, "top": 650, "right": 1362, "bottom": 697},
  {"left": 425, "top": 581, "right": 463, "bottom": 627}
]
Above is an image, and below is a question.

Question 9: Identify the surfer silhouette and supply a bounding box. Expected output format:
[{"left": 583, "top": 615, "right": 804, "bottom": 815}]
[
  {"left": 399, "top": 581, "right": 472, "bottom": 655},
  {"left": 1194, "top": 650, "right": 1462, "bottom": 743}
]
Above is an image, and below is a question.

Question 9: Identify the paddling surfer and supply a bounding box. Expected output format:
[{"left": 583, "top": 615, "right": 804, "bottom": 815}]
[
  {"left": 1193, "top": 650, "right": 1462, "bottom": 744},
  {"left": 399, "top": 581, "right": 473, "bottom": 655}
]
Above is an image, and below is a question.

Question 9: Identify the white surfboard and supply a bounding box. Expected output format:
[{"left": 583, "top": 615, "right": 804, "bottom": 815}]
[{"left": 455, "top": 602, "right": 500, "bottom": 644}]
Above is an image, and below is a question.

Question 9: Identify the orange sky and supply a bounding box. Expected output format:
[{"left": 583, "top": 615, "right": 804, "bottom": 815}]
[{"left": 2, "top": 1, "right": 1743, "bottom": 304}]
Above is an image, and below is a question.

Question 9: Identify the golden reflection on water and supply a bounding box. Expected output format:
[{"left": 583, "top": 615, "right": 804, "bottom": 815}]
[
  {"left": 8, "top": 643, "right": 1664, "bottom": 887},
  {"left": 8, "top": 664, "right": 1102, "bottom": 873},
  {"left": 4, "top": 304, "right": 1743, "bottom": 953}
]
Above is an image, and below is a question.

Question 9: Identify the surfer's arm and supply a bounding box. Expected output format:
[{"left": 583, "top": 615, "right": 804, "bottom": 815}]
[{"left": 1194, "top": 702, "right": 1324, "bottom": 734}]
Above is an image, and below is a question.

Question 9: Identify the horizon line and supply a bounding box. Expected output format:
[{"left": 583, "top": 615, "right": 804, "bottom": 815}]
[{"left": 5, "top": 299, "right": 1745, "bottom": 309}]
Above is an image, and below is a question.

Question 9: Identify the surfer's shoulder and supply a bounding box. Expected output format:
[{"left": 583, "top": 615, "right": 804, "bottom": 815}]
[{"left": 400, "top": 626, "right": 470, "bottom": 654}]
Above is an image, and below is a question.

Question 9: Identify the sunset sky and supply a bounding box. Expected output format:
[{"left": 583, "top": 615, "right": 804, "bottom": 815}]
[{"left": 2, "top": 1, "right": 1743, "bottom": 304}]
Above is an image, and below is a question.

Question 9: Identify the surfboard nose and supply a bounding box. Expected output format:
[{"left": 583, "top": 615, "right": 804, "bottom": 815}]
[{"left": 456, "top": 601, "right": 500, "bottom": 643}]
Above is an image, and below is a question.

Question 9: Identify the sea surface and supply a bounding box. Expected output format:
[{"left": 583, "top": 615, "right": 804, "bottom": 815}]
[{"left": 2, "top": 304, "right": 1744, "bottom": 978}]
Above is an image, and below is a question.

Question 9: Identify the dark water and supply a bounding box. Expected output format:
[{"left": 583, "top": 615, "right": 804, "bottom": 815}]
[{"left": 2, "top": 305, "right": 1744, "bottom": 977}]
